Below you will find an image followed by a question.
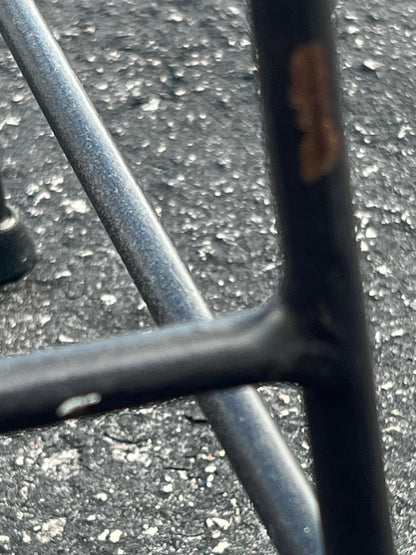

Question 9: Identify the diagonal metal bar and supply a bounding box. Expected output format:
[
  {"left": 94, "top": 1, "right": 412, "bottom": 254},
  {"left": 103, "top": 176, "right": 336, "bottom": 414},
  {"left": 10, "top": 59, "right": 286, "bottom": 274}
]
[
  {"left": 0, "top": 1, "right": 323, "bottom": 553},
  {"left": 0, "top": 303, "right": 311, "bottom": 433}
]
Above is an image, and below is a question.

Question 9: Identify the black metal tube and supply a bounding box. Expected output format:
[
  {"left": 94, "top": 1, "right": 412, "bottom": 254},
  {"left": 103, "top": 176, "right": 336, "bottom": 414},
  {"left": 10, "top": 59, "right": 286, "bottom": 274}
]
[
  {"left": 249, "top": 0, "right": 394, "bottom": 553},
  {"left": 0, "top": 307, "right": 281, "bottom": 432},
  {"left": 0, "top": 1, "right": 324, "bottom": 553},
  {"left": 0, "top": 303, "right": 335, "bottom": 433},
  {"left": 0, "top": 152, "right": 36, "bottom": 283}
]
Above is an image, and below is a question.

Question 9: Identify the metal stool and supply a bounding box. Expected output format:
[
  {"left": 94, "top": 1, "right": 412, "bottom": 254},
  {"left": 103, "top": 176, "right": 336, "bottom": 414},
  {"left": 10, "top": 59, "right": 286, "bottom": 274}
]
[{"left": 0, "top": 1, "right": 395, "bottom": 553}]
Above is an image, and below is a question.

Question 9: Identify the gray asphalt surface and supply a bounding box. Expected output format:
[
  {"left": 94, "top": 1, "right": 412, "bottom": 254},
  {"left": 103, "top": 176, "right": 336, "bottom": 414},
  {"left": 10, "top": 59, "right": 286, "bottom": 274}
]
[{"left": 0, "top": 0, "right": 414, "bottom": 553}]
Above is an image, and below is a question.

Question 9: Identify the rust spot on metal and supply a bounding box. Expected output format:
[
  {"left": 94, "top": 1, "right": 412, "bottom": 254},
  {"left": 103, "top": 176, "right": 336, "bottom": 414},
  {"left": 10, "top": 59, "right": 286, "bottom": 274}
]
[{"left": 289, "top": 42, "right": 342, "bottom": 183}]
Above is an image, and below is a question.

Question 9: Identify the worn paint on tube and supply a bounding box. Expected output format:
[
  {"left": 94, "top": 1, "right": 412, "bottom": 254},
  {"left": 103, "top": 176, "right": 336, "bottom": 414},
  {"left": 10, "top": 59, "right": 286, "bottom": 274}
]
[{"left": 289, "top": 43, "right": 341, "bottom": 183}]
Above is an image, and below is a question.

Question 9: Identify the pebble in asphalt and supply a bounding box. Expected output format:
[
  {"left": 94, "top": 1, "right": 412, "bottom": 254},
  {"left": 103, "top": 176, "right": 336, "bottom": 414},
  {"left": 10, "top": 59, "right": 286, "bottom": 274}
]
[{"left": 0, "top": 0, "right": 414, "bottom": 553}]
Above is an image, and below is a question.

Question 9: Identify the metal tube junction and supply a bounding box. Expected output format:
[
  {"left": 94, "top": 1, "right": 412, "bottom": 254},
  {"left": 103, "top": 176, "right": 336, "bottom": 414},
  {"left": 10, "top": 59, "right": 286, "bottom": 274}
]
[
  {"left": 0, "top": 305, "right": 291, "bottom": 432},
  {"left": 249, "top": 0, "right": 395, "bottom": 553},
  {"left": 0, "top": 1, "right": 323, "bottom": 553}
]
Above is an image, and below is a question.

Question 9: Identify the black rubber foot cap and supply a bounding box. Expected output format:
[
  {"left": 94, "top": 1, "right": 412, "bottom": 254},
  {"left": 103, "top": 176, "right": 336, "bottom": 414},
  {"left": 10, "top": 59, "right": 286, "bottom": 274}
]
[{"left": 0, "top": 207, "right": 36, "bottom": 284}]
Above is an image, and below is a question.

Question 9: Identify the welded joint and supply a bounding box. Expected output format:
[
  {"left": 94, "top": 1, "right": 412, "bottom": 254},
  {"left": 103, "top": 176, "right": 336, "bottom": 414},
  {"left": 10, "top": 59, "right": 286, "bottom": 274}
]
[
  {"left": 256, "top": 297, "right": 342, "bottom": 391},
  {"left": 0, "top": 298, "right": 342, "bottom": 433}
]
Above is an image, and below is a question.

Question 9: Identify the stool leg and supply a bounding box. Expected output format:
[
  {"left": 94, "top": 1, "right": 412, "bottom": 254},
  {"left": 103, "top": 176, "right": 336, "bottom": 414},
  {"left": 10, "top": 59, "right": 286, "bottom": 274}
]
[{"left": 0, "top": 169, "right": 36, "bottom": 284}]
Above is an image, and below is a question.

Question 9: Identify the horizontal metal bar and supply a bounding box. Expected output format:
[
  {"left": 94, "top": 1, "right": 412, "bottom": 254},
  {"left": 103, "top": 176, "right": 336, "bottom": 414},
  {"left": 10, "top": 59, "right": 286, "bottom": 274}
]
[
  {"left": 0, "top": 2, "right": 324, "bottom": 553},
  {"left": 0, "top": 303, "right": 332, "bottom": 432},
  {"left": 0, "top": 305, "right": 291, "bottom": 431}
]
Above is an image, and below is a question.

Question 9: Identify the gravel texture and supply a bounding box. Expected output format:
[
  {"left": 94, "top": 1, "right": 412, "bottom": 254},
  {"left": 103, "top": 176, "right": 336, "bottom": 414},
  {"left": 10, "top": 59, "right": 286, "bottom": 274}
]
[{"left": 0, "top": 0, "right": 414, "bottom": 553}]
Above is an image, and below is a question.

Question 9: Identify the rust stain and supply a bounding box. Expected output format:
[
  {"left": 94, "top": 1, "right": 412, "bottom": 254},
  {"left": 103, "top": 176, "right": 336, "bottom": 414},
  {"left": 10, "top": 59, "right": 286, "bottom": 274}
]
[{"left": 289, "top": 42, "right": 342, "bottom": 183}]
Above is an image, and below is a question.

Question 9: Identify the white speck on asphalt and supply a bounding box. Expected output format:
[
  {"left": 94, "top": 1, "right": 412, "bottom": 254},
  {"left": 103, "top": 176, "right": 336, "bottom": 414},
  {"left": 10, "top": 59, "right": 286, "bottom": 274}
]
[
  {"left": 98, "top": 529, "right": 109, "bottom": 541},
  {"left": 61, "top": 199, "right": 90, "bottom": 214},
  {"left": 365, "top": 227, "right": 377, "bottom": 239},
  {"left": 41, "top": 449, "right": 79, "bottom": 475},
  {"left": 35, "top": 518, "right": 66, "bottom": 544},
  {"left": 205, "top": 464, "right": 216, "bottom": 473},
  {"left": 143, "top": 527, "right": 158, "bottom": 536},
  {"left": 160, "top": 483, "right": 173, "bottom": 493},
  {"left": 211, "top": 518, "right": 230, "bottom": 530},
  {"left": 101, "top": 294, "right": 117, "bottom": 305},
  {"left": 58, "top": 334, "right": 75, "bottom": 344},
  {"left": 141, "top": 96, "right": 160, "bottom": 112},
  {"left": 212, "top": 540, "right": 230, "bottom": 553},
  {"left": 109, "top": 529, "right": 123, "bottom": 543},
  {"left": 167, "top": 11, "right": 183, "bottom": 22},
  {"left": 363, "top": 58, "right": 382, "bottom": 71}
]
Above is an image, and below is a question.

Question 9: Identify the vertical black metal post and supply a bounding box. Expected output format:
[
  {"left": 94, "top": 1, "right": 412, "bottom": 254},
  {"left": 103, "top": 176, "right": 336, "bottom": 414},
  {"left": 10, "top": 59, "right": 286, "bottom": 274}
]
[{"left": 249, "top": 0, "right": 394, "bottom": 553}]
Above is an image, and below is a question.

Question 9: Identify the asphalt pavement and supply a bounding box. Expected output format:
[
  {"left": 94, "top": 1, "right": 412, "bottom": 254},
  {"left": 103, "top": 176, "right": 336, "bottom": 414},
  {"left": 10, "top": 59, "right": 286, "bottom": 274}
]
[{"left": 0, "top": 0, "right": 414, "bottom": 553}]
